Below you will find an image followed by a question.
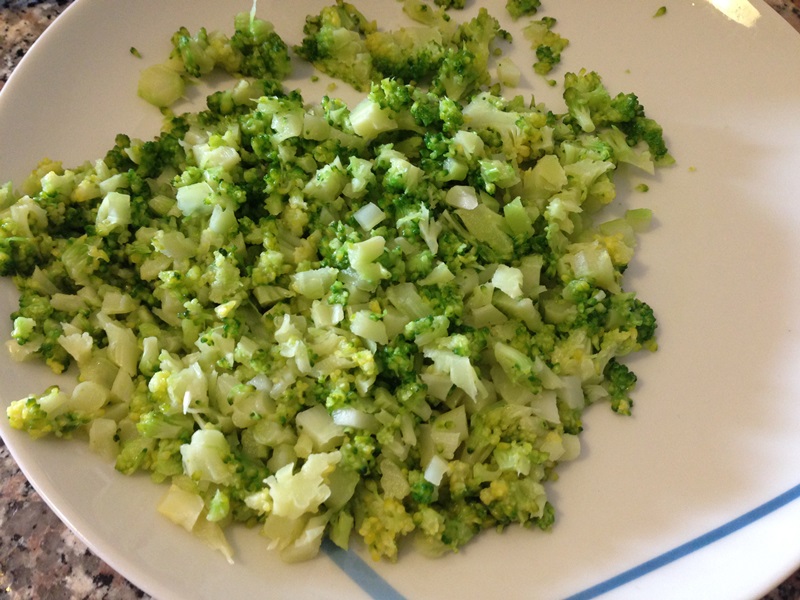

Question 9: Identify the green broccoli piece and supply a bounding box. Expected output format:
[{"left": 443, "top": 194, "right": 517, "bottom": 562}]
[
  {"left": 563, "top": 70, "right": 672, "bottom": 163},
  {"left": 563, "top": 70, "right": 632, "bottom": 133},
  {"left": 432, "top": 8, "right": 505, "bottom": 101},
  {"left": 604, "top": 359, "right": 638, "bottom": 415},
  {"left": 115, "top": 437, "right": 157, "bottom": 475},
  {"left": 622, "top": 116, "right": 673, "bottom": 166},
  {"left": 170, "top": 13, "right": 291, "bottom": 80},
  {"left": 142, "top": 12, "right": 291, "bottom": 108},
  {"left": 171, "top": 26, "right": 216, "bottom": 78},
  {"left": 377, "top": 336, "right": 418, "bottom": 383},
  {"left": 433, "top": 47, "right": 482, "bottom": 102},
  {"left": 7, "top": 388, "right": 94, "bottom": 439},
  {"left": 340, "top": 434, "right": 377, "bottom": 475},
  {"left": 366, "top": 26, "right": 446, "bottom": 82},
  {"left": 481, "top": 475, "right": 551, "bottom": 527},
  {"left": 321, "top": 95, "right": 354, "bottom": 132},
  {"left": 409, "top": 470, "right": 437, "bottom": 504},
  {"left": 434, "top": 0, "right": 466, "bottom": 9},
  {"left": 523, "top": 17, "right": 569, "bottom": 77},
  {"left": 229, "top": 11, "right": 292, "bottom": 79},
  {"left": 137, "top": 411, "right": 194, "bottom": 440},
  {"left": 127, "top": 130, "right": 187, "bottom": 179},
  {"left": 0, "top": 236, "right": 41, "bottom": 276},
  {"left": 103, "top": 133, "right": 137, "bottom": 172},
  {"left": 354, "top": 480, "right": 415, "bottom": 561},
  {"left": 294, "top": 0, "right": 376, "bottom": 92},
  {"left": 506, "top": 0, "right": 541, "bottom": 20},
  {"left": 605, "top": 292, "right": 658, "bottom": 346}
]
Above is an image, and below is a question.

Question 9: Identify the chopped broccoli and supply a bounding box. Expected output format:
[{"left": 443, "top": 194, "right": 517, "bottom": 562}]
[
  {"left": 523, "top": 17, "right": 569, "bottom": 77},
  {"left": 2, "top": 3, "right": 669, "bottom": 568},
  {"left": 296, "top": 3, "right": 506, "bottom": 101},
  {"left": 139, "top": 11, "right": 291, "bottom": 108},
  {"left": 294, "top": 0, "right": 376, "bottom": 91},
  {"left": 229, "top": 11, "right": 292, "bottom": 79},
  {"left": 366, "top": 26, "right": 447, "bottom": 83},
  {"left": 563, "top": 69, "right": 673, "bottom": 164},
  {"left": 603, "top": 359, "right": 638, "bottom": 415},
  {"left": 432, "top": 8, "right": 506, "bottom": 101},
  {"left": 506, "top": 0, "right": 541, "bottom": 20},
  {"left": 434, "top": 0, "right": 466, "bottom": 9}
]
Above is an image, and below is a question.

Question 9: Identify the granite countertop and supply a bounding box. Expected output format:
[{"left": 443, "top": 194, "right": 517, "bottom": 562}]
[{"left": 2, "top": 1, "right": 800, "bottom": 599}]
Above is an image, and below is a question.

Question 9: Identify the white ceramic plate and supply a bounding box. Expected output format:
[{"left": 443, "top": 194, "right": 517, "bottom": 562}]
[{"left": 2, "top": 1, "right": 800, "bottom": 598}]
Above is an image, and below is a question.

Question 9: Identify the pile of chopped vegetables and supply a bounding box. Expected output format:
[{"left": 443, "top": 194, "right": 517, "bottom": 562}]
[{"left": 1, "top": 0, "right": 670, "bottom": 563}]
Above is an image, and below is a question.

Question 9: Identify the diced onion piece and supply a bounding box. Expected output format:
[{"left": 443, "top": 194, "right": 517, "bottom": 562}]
[
  {"left": 445, "top": 185, "right": 479, "bottom": 210},
  {"left": 296, "top": 405, "right": 345, "bottom": 451},
  {"left": 491, "top": 265, "right": 524, "bottom": 299},
  {"left": 350, "top": 310, "right": 388, "bottom": 345},
  {"left": 332, "top": 407, "right": 379, "bottom": 431},
  {"left": 423, "top": 455, "right": 449, "bottom": 486},
  {"left": 353, "top": 202, "right": 386, "bottom": 231},
  {"left": 291, "top": 267, "right": 338, "bottom": 299},
  {"left": 157, "top": 484, "right": 205, "bottom": 532},
  {"left": 137, "top": 62, "right": 185, "bottom": 108}
]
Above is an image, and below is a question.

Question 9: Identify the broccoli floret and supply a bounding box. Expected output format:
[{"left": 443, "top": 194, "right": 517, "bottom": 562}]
[
  {"left": 563, "top": 70, "right": 672, "bottom": 163},
  {"left": 137, "top": 411, "right": 194, "bottom": 440},
  {"left": 439, "top": 500, "right": 488, "bottom": 547},
  {"left": 377, "top": 336, "right": 418, "bottom": 383},
  {"left": 7, "top": 387, "right": 95, "bottom": 439},
  {"left": 433, "top": 47, "right": 482, "bottom": 102},
  {"left": 409, "top": 470, "right": 437, "bottom": 504},
  {"left": 438, "top": 96, "right": 464, "bottom": 134},
  {"left": 340, "top": 434, "right": 377, "bottom": 475},
  {"left": 434, "top": 0, "right": 466, "bottom": 9},
  {"left": 557, "top": 401, "right": 583, "bottom": 435},
  {"left": 563, "top": 70, "right": 631, "bottom": 133},
  {"left": 432, "top": 9, "right": 504, "bottom": 101},
  {"left": 128, "top": 130, "right": 187, "bottom": 179},
  {"left": 115, "top": 437, "right": 157, "bottom": 475},
  {"left": 506, "top": 0, "right": 541, "bottom": 20},
  {"left": 229, "top": 11, "right": 292, "bottom": 79},
  {"left": 0, "top": 236, "right": 41, "bottom": 276},
  {"left": 368, "top": 78, "right": 415, "bottom": 114},
  {"left": 606, "top": 292, "right": 658, "bottom": 346},
  {"left": 621, "top": 116, "right": 673, "bottom": 166},
  {"left": 171, "top": 26, "right": 216, "bottom": 78},
  {"left": 354, "top": 480, "right": 415, "bottom": 561},
  {"left": 481, "top": 475, "right": 550, "bottom": 527},
  {"left": 604, "top": 359, "right": 637, "bottom": 415},
  {"left": 103, "top": 134, "right": 136, "bottom": 172},
  {"left": 170, "top": 13, "right": 291, "bottom": 80},
  {"left": 294, "top": 0, "right": 376, "bottom": 92},
  {"left": 366, "top": 26, "right": 446, "bottom": 83},
  {"left": 523, "top": 17, "right": 569, "bottom": 77},
  {"left": 321, "top": 95, "right": 354, "bottom": 132},
  {"left": 141, "top": 12, "right": 291, "bottom": 108}
]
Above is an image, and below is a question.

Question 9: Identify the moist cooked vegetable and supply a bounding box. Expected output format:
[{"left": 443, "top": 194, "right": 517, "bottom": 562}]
[
  {"left": 296, "top": 0, "right": 512, "bottom": 101},
  {"left": 138, "top": 8, "right": 292, "bottom": 108},
  {"left": 506, "top": 0, "right": 542, "bottom": 20},
  {"left": 2, "top": 2, "right": 669, "bottom": 564},
  {"left": 523, "top": 16, "right": 569, "bottom": 78}
]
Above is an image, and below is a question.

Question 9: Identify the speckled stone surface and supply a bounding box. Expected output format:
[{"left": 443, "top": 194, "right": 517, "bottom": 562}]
[{"left": 1, "top": 1, "right": 800, "bottom": 599}]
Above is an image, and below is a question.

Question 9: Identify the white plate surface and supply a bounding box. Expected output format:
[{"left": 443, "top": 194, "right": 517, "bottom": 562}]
[{"left": 1, "top": 1, "right": 800, "bottom": 599}]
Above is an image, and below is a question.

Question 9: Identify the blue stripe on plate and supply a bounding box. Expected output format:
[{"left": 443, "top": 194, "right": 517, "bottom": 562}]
[
  {"left": 564, "top": 482, "right": 800, "bottom": 600},
  {"left": 322, "top": 538, "right": 406, "bottom": 599}
]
